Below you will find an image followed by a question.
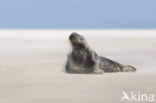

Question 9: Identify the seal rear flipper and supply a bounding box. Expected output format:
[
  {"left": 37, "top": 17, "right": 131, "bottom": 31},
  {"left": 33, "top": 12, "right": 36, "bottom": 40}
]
[
  {"left": 114, "top": 62, "right": 136, "bottom": 72},
  {"left": 121, "top": 65, "right": 137, "bottom": 72}
]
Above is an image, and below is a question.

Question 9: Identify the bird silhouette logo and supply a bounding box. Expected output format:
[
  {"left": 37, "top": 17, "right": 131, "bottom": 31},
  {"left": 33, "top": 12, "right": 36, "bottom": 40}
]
[{"left": 121, "top": 91, "right": 130, "bottom": 101}]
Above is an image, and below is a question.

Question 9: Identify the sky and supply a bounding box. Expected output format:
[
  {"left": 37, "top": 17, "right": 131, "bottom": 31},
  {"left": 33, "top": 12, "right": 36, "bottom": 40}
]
[{"left": 0, "top": 0, "right": 156, "bottom": 29}]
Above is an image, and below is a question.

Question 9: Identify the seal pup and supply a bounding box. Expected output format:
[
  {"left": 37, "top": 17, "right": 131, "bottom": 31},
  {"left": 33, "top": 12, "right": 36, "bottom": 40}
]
[{"left": 65, "top": 32, "right": 136, "bottom": 74}]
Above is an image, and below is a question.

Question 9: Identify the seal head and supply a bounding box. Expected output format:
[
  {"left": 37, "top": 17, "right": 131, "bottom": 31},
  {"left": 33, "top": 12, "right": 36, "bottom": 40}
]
[{"left": 69, "top": 32, "right": 88, "bottom": 52}]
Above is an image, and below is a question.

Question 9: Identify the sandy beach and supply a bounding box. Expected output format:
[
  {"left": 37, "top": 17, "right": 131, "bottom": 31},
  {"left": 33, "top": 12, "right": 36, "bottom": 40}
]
[{"left": 0, "top": 30, "right": 156, "bottom": 103}]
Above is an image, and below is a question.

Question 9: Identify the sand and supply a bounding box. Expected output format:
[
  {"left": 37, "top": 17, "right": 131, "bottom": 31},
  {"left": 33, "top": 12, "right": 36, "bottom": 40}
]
[{"left": 0, "top": 30, "right": 155, "bottom": 103}]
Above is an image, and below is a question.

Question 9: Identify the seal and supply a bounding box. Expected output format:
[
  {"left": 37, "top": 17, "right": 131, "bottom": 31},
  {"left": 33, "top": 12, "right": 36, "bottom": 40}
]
[{"left": 65, "top": 32, "right": 136, "bottom": 74}]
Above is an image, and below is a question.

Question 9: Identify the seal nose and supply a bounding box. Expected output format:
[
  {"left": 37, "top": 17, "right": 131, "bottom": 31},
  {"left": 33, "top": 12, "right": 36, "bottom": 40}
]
[{"left": 69, "top": 32, "right": 79, "bottom": 40}]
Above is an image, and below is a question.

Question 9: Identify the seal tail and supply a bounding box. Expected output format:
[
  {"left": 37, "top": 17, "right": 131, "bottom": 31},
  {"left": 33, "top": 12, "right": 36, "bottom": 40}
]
[{"left": 116, "top": 63, "right": 136, "bottom": 72}]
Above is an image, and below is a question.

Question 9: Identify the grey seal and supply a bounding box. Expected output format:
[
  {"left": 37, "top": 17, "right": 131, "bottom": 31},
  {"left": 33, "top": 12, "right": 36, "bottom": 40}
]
[{"left": 65, "top": 32, "right": 136, "bottom": 74}]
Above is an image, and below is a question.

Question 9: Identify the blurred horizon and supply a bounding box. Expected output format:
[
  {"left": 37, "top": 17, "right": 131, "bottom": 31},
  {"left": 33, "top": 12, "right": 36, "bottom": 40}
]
[{"left": 0, "top": 0, "right": 156, "bottom": 29}]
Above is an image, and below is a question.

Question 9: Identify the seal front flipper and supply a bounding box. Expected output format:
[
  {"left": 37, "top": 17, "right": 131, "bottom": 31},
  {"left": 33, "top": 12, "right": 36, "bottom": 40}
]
[{"left": 85, "top": 49, "right": 104, "bottom": 74}]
